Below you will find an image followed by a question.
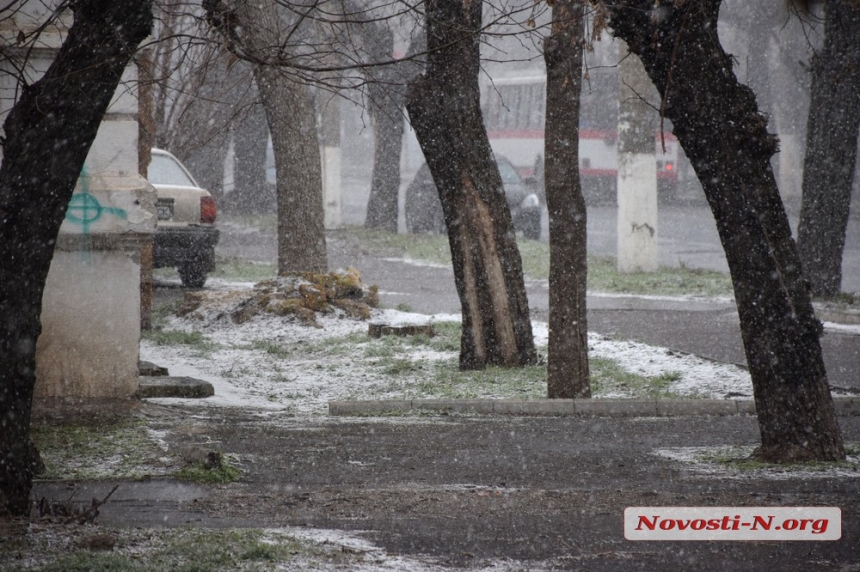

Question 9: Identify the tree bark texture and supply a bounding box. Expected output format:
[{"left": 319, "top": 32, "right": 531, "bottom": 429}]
[
  {"left": 606, "top": 0, "right": 844, "bottom": 462},
  {"left": 797, "top": 0, "right": 860, "bottom": 297},
  {"left": 257, "top": 67, "right": 328, "bottom": 274},
  {"left": 544, "top": 0, "right": 589, "bottom": 398},
  {"left": 232, "top": 101, "right": 270, "bottom": 214},
  {"left": 206, "top": 0, "right": 327, "bottom": 273},
  {"left": 0, "top": 0, "right": 153, "bottom": 517},
  {"left": 406, "top": 0, "right": 536, "bottom": 369},
  {"left": 364, "top": 28, "right": 404, "bottom": 232}
]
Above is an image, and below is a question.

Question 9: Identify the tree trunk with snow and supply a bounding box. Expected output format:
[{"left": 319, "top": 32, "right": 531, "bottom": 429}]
[
  {"left": 544, "top": 0, "right": 590, "bottom": 397},
  {"left": 406, "top": 0, "right": 536, "bottom": 369},
  {"left": 0, "top": 0, "right": 153, "bottom": 517},
  {"left": 606, "top": 0, "right": 844, "bottom": 462},
  {"left": 797, "top": 0, "right": 860, "bottom": 298}
]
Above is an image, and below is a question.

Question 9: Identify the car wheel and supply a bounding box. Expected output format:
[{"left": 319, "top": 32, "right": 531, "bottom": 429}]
[{"left": 178, "top": 263, "right": 208, "bottom": 288}]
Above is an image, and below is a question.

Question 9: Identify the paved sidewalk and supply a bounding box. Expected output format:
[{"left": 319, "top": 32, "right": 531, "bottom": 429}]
[{"left": 329, "top": 396, "right": 860, "bottom": 417}]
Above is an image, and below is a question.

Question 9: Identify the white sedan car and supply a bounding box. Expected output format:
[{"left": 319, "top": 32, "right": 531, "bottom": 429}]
[{"left": 148, "top": 148, "right": 219, "bottom": 288}]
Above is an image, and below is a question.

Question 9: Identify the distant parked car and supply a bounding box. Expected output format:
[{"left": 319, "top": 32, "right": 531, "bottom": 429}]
[
  {"left": 405, "top": 155, "right": 542, "bottom": 240},
  {"left": 148, "top": 148, "right": 219, "bottom": 288}
]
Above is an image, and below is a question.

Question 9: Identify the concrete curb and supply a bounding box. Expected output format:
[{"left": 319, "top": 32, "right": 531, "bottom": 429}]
[{"left": 329, "top": 397, "right": 860, "bottom": 418}]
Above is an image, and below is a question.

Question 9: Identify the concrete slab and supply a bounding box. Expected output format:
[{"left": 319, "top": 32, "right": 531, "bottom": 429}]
[
  {"left": 574, "top": 399, "right": 658, "bottom": 417},
  {"left": 139, "top": 360, "right": 169, "bottom": 377},
  {"left": 413, "top": 399, "right": 495, "bottom": 414},
  {"left": 328, "top": 400, "right": 412, "bottom": 415},
  {"left": 138, "top": 376, "right": 214, "bottom": 399},
  {"left": 493, "top": 399, "right": 575, "bottom": 416},
  {"left": 655, "top": 399, "right": 738, "bottom": 417},
  {"left": 735, "top": 400, "right": 758, "bottom": 415}
]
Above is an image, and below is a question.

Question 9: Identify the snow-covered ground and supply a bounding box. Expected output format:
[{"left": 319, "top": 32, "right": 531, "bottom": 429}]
[{"left": 139, "top": 278, "right": 802, "bottom": 414}]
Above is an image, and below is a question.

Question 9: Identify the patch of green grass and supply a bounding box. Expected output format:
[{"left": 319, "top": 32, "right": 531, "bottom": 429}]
[
  {"left": 697, "top": 444, "right": 860, "bottom": 471},
  {"left": 395, "top": 302, "right": 414, "bottom": 312},
  {"left": 364, "top": 344, "right": 397, "bottom": 358},
  {"left": 31, "top": 422, "right": 166, "bottom": 480},
  {"left": 175, "top": 461, "right": 241, "bottom": 484},
  {"left": 381, "top": 357, "right": 424, "bottom": 375},
  {"left": 220, "top": 213, "right": 278, "bottom": 234},
  {"left": 141, "top": 329, "right": 219, "bottom": 352},
  {"left": 422, "top": 360, "right": 548, "bottom": 399},
  {"left": 335, "top": 226, "right": 733, "bottom": 298},
  {"left": 590, "top": 357, "right": 684, "bottom": 398},
  {"left": 149, "top": 298, "right": 181, "bottom": 330},
  {"left": 210, "top": 257, "right": 277, "bottom": 282},
  {"left": 3, "top": 528, "right": 362, "bottom": 572},
  {"left": 424, "top": 321, "right": 461, "bottom": 352},
  {"left": 250, "top": 339, "right": 292, "bottom": 358},
  {"left": 587, "top": 256, "right": 733, "bottom": 298}
]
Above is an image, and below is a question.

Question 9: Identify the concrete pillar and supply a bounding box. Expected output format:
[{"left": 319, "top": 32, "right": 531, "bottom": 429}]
[{"left": 0, "top": 4, "right": 156, "bottom": 401}]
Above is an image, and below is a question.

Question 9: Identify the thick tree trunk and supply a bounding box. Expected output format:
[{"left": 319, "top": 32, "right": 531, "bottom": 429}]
[
  {"left": 365, "top": 97, "right": 404, "bottom": 232},
  {"left": 210, "top": 0, "right": 328, "bottom": 273},
  {"left": 544, "top": 0, "right": 589, "bottom": 397},
  {"left": 364, "top": 29, "right": 404, "bottom": 232},
  {"left": 256, "top": 68, "right": 328, "bottom": 273},
  {"left": 232, "top": 102, "right": 270, "bottom": 215},
  {"left": 406, "top": 0, "right": 536, "bottom": 369},
  {"left": 606, "top": 0, "right": 844, "bottom": 462},
  {"left": 0, "top": 0, "right": 152, "bottom": 517},
  {"left": 797, "top": 0, "right": 860, "bottom": 298}
]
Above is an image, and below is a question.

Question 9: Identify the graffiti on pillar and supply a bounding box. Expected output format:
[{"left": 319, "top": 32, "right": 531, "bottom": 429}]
[{"left": 65, "top": 166, "right": 128, "bottom": 235}]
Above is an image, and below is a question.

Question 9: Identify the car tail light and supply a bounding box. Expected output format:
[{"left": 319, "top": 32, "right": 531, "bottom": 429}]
[
  {"left": 200, "top": 196, "right": 217, "bottom": 224},
  {"left": 665, "top": 162, "right": 674, "bottom": 171}
]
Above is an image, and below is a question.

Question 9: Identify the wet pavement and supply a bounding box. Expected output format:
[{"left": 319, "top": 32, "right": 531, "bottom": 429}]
[{"left": 32, "top": 411, "right": 860, "bottom": 570}]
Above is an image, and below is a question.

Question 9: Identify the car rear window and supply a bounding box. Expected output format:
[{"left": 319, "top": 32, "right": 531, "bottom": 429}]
[{"left": 149, "top": 154, "right": 197, "bottom": 187}]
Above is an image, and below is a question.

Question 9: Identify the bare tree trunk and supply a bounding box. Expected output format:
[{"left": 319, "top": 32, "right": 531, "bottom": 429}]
[
  {"left": 256, "top": 67, "right": 328, "bottom": 273},
  {"left": 0, "top": 0, "right": 152, "bottom": 517},
  {"left": 606, "top": 0, "right": 844, "bottom": 462},
  {"left": 797, "top": 0, "right": 860, "bottom": 298},
  {"left": 406, "top": 0, "right": 536, "bottom": 369},
  {"left": 365, "top": 98, "right": 404, "bottom": 231},
  {"left": 206, "top": 0, "right": 328, "bottom": 273},
  {"left": 364, "top": 28, "right": 403, "bottom": 232},
  {"left": 544, "top": 0, "right": 589, "bottom": 397},
  {"left": 232, "top": 101, "right": 270, "bottom": 215}
]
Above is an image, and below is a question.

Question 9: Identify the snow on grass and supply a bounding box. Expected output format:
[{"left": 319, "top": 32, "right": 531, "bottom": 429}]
[
  {"left": 6, "top": 523, "right": 555, "bottom": 571},
  {"left": 653, "top": 444, "right": 860, "bottom": 480},
  {"left": 141, "top": 289, "right": 755, "bottom": 414}
]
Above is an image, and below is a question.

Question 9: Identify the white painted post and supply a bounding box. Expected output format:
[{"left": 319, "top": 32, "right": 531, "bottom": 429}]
[{"left": 617, "top": 41, "right": 658, "bottom": 273}]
